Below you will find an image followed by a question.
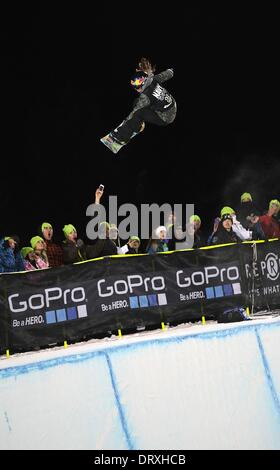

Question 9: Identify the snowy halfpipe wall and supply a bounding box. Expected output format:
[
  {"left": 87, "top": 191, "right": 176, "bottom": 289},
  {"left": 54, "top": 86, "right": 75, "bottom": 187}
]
[{"left": 0, "top": 318, "right": 280, "bottom": 450}]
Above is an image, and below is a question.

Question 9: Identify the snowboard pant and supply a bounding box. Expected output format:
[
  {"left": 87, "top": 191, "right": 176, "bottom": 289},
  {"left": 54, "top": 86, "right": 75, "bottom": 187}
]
[{"left": 112, "top": 108, "right": 169, "bottom": 144}]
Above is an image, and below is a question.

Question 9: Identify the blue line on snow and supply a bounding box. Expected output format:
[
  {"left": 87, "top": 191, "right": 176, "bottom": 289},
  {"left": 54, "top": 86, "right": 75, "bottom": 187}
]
[
  {"left": 255, "top": 328, "right": 280, "bottom": 419},
  {"left": 105, "top": 353, "right": 134, "bottom": 450}
]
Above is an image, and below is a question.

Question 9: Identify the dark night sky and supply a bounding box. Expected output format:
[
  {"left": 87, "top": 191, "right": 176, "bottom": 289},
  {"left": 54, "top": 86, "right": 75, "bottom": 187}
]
[{"left": 1, "top": 6, "right": 280, "bottom": 245}]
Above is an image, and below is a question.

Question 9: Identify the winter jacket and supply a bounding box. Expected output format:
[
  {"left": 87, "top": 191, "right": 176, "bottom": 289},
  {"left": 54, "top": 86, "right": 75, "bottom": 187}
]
[
  {"left": 44, "top": 239, "right": 64, "bottom": 268},
  {"left": 0, "top": 239, "right": 25, "bottom": 273},
  {"left": 23, "top": 257, "right": 48, "bottom": 271},
  {"left": 127, "top": 69, "right": 176, "bottom": 124},
  {"left": 86, "top": 238, "right": 117, "bottom": 259},
  {"left": 62, "top": 239, "right": 87, "bottom": 264},
  {"left": 208, "top": 225, "right": 242, "bottom": 245},
  {"left": 259, "top": 214, "right": 280, "bottom": 239},
  {"left": 231, "top": 215, "right": 252, "bottom": 241},
  {"left": 237, "top": 201, "right": 262, "bottom": 228}
]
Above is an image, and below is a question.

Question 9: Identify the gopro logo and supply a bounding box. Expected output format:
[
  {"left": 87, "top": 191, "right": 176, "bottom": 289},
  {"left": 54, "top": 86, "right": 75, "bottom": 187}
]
[{"left": 8, "top": 287, "right": 86, "bottom": 313}]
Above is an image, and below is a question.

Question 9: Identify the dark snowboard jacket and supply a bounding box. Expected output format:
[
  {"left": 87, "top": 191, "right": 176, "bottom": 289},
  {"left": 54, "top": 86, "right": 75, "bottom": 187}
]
[{"left": 127, "top": 69, "right": 177, "bottom": 124}]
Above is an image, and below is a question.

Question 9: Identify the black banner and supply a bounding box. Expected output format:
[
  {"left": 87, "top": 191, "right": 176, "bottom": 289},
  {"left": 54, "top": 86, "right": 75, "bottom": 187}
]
[
  {"left": 243, "top": 239, "right": 280, "bottom": 309},
  {"left": 0, "top": 240, "right": 279, "bottom": 354}
]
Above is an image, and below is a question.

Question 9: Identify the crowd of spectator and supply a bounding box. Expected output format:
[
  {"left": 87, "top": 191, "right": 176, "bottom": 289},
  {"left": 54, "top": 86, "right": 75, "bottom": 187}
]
[{"left": 1, "top": 188, "right": 280, "bottom": 274}]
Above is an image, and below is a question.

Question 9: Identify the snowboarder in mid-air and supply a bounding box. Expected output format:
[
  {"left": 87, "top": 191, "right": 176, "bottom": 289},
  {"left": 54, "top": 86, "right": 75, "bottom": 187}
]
[{"left": 100, "top": 58, "right": 177, "bottom": 154}]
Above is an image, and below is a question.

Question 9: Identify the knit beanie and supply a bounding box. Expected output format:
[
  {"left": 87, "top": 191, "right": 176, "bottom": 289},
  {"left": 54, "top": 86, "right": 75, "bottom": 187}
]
[
  {"left": 189, "top": 215, "right": 201, "bottom": 224},
  {"left": 220, "top": 206, "right": 235, "bottom": 217},
  {"left": 63, "top": 224, "right": 77, "bottom": 237},
  {"left": 41, "top": 222, "right": 52, "bottom": 232},
  {"left": 30, "top": 236, "right": 44, "bottom": 250},
  {"left": 21, "top": 247, "right": 34, "bottom": 259},
  {"left": 269, "top": 199, "right": 280, "bottom": 209},
  {"left": 240, "top": 192, "right": 252, "bottom": 203},
  {"left": 129, "top": 236, "right": 140, "bottom": 243}
]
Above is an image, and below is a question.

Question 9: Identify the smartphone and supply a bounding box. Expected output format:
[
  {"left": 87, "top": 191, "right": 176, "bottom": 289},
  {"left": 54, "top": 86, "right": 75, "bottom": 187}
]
[{"left": 99, "top": 184, "right": 104, "bottom": 191}]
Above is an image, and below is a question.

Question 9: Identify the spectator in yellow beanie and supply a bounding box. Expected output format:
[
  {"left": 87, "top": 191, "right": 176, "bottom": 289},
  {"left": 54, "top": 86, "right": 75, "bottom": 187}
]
[
  {"left": 62, "top": 224, "right": 86, "bottom": 264},
  {"left": 237, "top": 193, "right": 264, "bottom": 239},
  {"left": 30, "top": 236, "right": 49, "bottom": 269},
  {"left": 240, "top": 192, "right": 252, "bottom": 203},
  {"left": 40, "top": 222, "right": 63, "bottom": 268}
]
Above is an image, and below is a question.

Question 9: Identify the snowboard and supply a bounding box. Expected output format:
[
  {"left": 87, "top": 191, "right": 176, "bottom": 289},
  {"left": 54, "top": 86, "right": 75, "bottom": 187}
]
[
  {"left": 100, "top": 133, "right": 125, "bottom": 154},
  {"left": 100, "top": 122, "right": 145, "bottom": 154}
]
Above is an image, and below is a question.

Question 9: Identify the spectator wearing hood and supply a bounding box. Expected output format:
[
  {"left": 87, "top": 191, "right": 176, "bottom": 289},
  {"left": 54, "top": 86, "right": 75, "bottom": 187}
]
[{"left": 0, "top": 236, "right": 25, "bottom": 273}]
